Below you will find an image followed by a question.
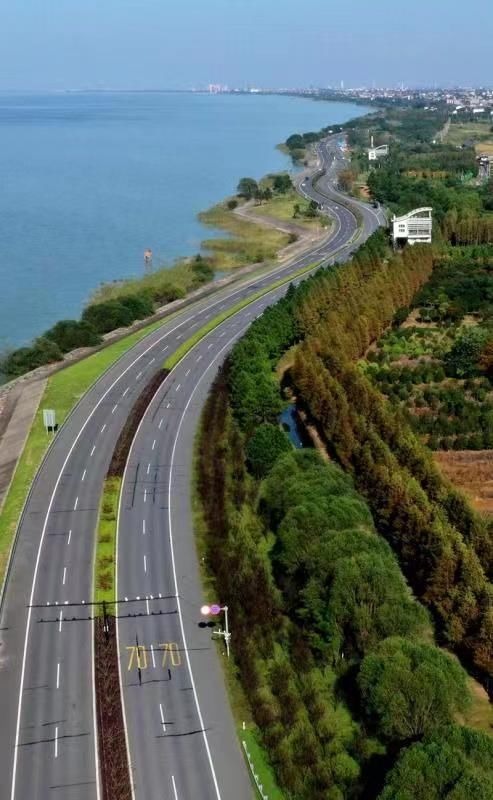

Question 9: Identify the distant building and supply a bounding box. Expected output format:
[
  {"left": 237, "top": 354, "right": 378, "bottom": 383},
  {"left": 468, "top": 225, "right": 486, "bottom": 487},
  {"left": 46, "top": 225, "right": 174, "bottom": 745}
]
[
  {"left": 392, "top": 208, "right": 433, "bottom": 246},
  {"left": 368, "top": 135, "right": 389, "bottom": 161},
  {"left": 478, "top": 154, "right": 493, "bottom": 181}
]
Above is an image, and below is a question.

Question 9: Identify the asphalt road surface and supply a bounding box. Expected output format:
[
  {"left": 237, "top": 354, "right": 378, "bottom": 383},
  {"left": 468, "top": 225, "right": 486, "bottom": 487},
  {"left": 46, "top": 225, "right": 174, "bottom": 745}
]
[{"left": 0, "top": 136, "right": 382, "bottom": 800}]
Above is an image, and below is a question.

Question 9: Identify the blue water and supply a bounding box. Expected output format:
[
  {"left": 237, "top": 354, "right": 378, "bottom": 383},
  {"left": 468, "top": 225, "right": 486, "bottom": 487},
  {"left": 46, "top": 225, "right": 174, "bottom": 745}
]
[
  {"left": 281, "top": 405, "right": 305, "bottom": 449},
  {"left": 0, "top": 92, "right": 367, "bottom": 347}
]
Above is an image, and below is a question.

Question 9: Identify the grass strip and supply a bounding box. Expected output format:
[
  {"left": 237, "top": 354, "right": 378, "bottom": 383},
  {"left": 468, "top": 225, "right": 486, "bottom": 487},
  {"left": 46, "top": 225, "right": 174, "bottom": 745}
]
[
  {"left": 93, "top": 369, "right": 168, "bottom": 608},
  {"left": 0, "top": 316, "right": 166, "bottom": 589},
  {"left": 241, "top": 727, "right": 285, "bottom": 800},
  {"left": 164, "top": 260, "right": 322, "bottom": 371},
  {"left": 95, "top": 477, "right": 121, "bottom": 606}
]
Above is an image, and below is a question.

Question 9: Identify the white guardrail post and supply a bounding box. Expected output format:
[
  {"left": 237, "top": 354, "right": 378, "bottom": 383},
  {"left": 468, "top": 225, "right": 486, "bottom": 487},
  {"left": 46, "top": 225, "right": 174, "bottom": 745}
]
[{"left": 242, "top": 740, "right": 269, "bottom": 800}]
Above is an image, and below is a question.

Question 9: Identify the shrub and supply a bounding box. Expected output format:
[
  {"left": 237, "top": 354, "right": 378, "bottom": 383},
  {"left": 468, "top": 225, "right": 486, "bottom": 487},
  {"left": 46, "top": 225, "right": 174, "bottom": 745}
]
[
  {"left": 82, "top": 299, "right": 135, "bottom": 334},
  {"left": 3, "top": 336, "right": 63, "bottom": 377},
  {"left": 44, "top": 319, "right": 101, "bottom": 353}
]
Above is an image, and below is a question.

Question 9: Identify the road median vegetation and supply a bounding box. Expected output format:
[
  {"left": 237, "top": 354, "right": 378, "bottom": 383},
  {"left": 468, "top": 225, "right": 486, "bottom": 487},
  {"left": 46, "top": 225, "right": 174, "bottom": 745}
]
[{"left": 163, "top": 260, "right": 321, "bottom": 372}]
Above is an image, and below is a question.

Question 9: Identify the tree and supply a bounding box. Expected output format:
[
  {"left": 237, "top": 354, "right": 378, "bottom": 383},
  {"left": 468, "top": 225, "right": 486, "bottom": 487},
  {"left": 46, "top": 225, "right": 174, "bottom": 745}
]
[
  {"left": 245, "top": 423, "right": 291, "bottom": 477},
  {"left": 338, "top": 169, "right": 356, "bottom": 192},
  {"left": 273, "top": 173, "right": 293, "bottom": 194},
  {"left": 379, "top": 725, "right": 493, "bottom": 800},
  {"left": 82, "top": 299, "right": 135, "bottom": 334},
  {"left": 359, "top": 637, "right": 471, "bottom": 740},
  {"left": 44, "top": 319, "right": 101, "bottom": 353},
  {"left": 3, "top": 336, "right": 63, "bottom": 377},
  {"left": 237, "top": 177, "right": 258, "bottom": 200},
  {"left": 285, "top": 134, "right": 305, "bottom": 151},
  {"left": 444, "top": 327, "right": 490, "bottom": 377}
]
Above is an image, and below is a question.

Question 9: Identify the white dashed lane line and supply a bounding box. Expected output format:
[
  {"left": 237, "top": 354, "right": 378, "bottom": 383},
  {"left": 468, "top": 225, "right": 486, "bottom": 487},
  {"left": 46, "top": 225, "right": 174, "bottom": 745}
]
[
  {"left": 90, "top": 445, "right": 96, "bottom": 457},
  {"left": 112, "top": 404, "right": 118, "bottom": 414},
  {"left": 73, "top": 497, "right": 78, "bottom": 511}
]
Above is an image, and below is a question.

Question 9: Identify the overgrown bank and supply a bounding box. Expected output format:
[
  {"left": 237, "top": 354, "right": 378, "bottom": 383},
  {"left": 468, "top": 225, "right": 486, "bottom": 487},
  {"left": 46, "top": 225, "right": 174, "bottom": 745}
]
[{"left": 196, "top": 229, "right": 493, "bottom": 799}]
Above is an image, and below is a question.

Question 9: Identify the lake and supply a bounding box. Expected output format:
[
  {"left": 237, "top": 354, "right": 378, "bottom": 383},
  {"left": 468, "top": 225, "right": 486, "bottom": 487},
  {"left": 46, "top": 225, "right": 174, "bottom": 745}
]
[{"left": 0, "top": 92, "right": 368, "bottom": 347}]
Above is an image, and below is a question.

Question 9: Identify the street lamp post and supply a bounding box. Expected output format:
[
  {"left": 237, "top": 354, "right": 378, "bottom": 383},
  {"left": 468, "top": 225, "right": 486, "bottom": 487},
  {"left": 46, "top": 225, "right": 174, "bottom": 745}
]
[{"left": 201, "top": 603, "right": 231, "bottom": 658}]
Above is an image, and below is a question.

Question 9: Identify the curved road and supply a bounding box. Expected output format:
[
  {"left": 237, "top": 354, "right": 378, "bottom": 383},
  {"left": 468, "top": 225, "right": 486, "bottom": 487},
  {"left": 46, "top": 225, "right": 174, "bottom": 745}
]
[{"left": 0, "top": 136, "right": 381, "bottom": 800}]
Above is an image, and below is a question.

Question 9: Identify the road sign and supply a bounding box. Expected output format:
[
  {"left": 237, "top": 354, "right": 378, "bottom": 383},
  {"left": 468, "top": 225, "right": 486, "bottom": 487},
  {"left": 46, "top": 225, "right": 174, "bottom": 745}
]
[{"left": 43, "top": 409, "right": 56, "bottom": 432}]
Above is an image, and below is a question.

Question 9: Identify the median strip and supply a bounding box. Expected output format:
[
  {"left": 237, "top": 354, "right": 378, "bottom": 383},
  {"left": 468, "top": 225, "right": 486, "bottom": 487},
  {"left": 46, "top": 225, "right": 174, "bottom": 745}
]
[{"left": 163, "top": 260, "right": 322, "bottom": 371}]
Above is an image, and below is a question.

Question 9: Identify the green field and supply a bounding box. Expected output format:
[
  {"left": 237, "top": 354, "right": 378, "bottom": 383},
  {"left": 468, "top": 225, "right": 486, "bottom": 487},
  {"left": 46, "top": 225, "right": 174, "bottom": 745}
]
[
  {"left": 199, "top": 201, "right": 290, "bottom": 269},
  {"left": 254, "top": 190, "right": 329, "bottom": 231},
  {"left": 445, "top": 120, "right": 493, "bottom": 151}
]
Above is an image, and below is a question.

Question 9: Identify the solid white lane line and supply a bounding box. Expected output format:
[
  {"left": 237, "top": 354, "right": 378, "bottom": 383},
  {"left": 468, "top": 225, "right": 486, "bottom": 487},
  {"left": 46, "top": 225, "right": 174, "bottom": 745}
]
[
  {"left": 171, "top": 775, "right": 178, "bottom": 799},
  {"left": 142, "top": 519, "right": 146, "bottom": 535},
  {"left": 54, "top": 726, "right": 58, "bottom": 759},
  {"left": 73, "top": 497, "right": 78, "bottom": 511},
  {"left": 56, "top": 662, "right": 60, "bottom": 690},
  {"left": 90, "top": 445, "right": 96, "bottom": 457},
  {"left": 160, "top": 703, "right": 166, "bottom": 732},
  {"left": 58, "top": 611, "right": 63, "bottom": 633},
  {"left": 158, "top": 418, "right": 163, "bottom": 429},
  {"left": 152, "top": 439, "right": 156, "bottom": 450},
  {"left": 112, "top": 404, "right": 118, "bottom": 414},
  {"left": 143, "top": 555, "right": 147, "bottom": 573},
  {"left": 122, "top": 387, "right": 130, "bottom": 397},
  {"left": 67, "top": 529, "right": 72, "bottom": 545},
  {"left": 101, "top": 424, "right": 106, "bottom": 433},
  {"left": 62, "top": 568, "right": 67, "bottom": 586},
  {"left": 150, "top": 644, "right": 156, "bottom": 668},
  {"left": 81, "top": 469, "right": 86, "bottom": 482},
  {"left": 10, "top": 155, "right": 340, "bottom": 800},
  {"left": 166, "top": 320, "right": 255, "bottom": 800},
  {"left": 185, "top": 369, "right": 190, "bottom": 377},
  {"left": 175, "top": 384, "right": 181, "bottom": 392}
]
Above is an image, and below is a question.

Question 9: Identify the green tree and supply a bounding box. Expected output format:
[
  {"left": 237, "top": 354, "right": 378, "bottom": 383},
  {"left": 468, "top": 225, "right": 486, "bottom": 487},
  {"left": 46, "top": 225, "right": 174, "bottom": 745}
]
[
  {"left": 379, "top": 725, "right": 493, "bottom": 800},
  {"left": 359, "top": 637, "right": 471, "bottom": 740},
  {"left": 444, "top": 326, "right": 490, "bottom": 378},
  {"left": 44, "top": 319, "right": 101, "bottom": 353},
  {"left": 273, "top": 173, "right": 293, "bottom": 194},
  {"left": 82, "top": 299, "right": 135, "bottom": 334},
  {"left": 245, "top": 423, "right": 291, "bottom": 478},
  {"left": 237, "top": 177, "right": 259, "bottom": 199},
  {"left": 3, "top": 336, "right": 63, "bottom": 377}
]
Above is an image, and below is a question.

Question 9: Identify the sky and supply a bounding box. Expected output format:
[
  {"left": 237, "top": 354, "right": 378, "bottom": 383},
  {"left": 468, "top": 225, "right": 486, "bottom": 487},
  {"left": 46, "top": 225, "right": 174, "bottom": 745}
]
[{"left": 0, "top": 0, "right": 491, "bottom": 91}]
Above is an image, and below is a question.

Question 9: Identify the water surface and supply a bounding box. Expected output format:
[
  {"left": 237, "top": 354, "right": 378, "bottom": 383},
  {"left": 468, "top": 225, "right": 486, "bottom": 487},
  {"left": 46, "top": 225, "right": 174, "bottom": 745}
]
[{"left": 0, "top": 92, "right": 367, "bottom": 346}]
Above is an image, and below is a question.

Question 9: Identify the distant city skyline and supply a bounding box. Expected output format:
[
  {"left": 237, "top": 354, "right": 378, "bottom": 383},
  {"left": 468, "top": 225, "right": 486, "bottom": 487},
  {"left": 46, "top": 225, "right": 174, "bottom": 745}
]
[{"left": 0, "top": 0, "right": 490, "bottom": 91}]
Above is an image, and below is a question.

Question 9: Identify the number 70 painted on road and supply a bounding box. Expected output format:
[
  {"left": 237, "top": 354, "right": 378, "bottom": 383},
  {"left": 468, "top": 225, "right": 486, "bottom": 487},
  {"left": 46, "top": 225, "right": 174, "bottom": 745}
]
[{"left": 126, "top": 642, "right": 181, "bottom": 670}]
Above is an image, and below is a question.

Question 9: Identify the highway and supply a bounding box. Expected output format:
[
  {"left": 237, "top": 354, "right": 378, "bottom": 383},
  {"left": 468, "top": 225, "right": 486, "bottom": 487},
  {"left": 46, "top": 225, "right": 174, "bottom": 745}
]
[{"left": 0, "top": 136, "right": 381, "bottom": 800}]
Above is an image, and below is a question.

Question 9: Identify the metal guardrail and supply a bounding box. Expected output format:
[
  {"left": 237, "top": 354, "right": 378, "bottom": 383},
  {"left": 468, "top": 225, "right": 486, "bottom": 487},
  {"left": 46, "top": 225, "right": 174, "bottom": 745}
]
[{"left": 242, "top": 740, "right": 269, "bottom": 800}]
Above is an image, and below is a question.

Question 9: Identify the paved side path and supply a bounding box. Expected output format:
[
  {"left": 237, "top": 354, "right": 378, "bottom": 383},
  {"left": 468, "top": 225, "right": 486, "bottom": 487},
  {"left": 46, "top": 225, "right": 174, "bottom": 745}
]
[{"left": 0, "top": 379, "right": 46, "bottom": 511}]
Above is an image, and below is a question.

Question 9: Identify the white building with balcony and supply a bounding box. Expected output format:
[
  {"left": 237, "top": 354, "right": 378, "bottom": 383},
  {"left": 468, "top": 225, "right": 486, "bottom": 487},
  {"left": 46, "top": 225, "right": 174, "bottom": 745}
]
[{"left": 392, "top": 208, "right": 433, "bottom": 245}]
